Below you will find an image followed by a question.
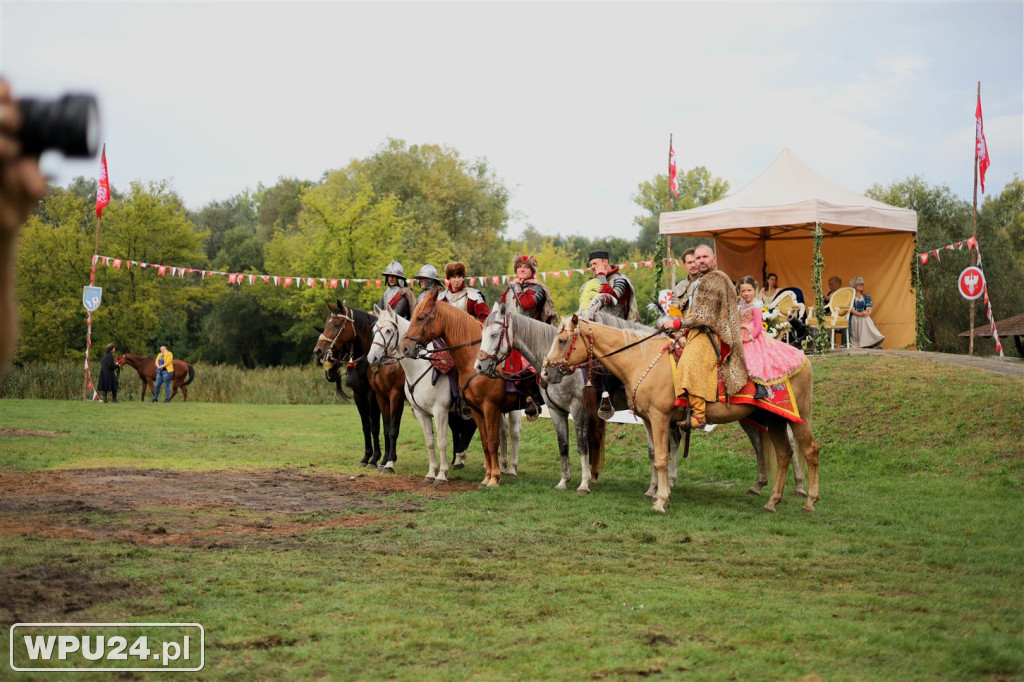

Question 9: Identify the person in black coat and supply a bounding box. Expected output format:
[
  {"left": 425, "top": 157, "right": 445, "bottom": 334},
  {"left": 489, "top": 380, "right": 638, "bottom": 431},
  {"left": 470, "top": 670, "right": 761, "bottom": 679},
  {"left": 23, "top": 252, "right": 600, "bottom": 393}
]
[{"left": 98, "top": 343, "right": 120, "bottom": 403}]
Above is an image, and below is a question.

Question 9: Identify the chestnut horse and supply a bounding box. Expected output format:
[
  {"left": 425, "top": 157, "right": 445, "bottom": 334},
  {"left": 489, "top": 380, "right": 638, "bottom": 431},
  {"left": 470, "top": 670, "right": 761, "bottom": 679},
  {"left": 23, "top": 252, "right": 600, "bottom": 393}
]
[
  {"left": 313, "top": 301, "right": 386, "bottom": 469},
  {"left": 115, "top": 353, "right": 195, "bottom": 401},
  {"left": 401, "top": 287, "right": 524, "bottom": 488},
  {"left": 543, "top": 315, "right": 820, "bottom": 513}
]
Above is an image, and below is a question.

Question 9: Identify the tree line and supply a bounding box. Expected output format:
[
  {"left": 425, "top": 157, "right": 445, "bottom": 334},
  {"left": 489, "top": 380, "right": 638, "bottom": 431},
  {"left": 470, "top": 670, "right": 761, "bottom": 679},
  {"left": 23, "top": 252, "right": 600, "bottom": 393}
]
[{"left": 13, "top": 137, "right": 1024, "bottom": 367}]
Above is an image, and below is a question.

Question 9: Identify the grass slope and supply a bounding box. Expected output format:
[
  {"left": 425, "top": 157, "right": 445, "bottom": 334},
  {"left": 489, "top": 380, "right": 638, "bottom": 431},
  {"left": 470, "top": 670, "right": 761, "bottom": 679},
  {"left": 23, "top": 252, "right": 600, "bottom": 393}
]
[{"left": 0, "top": 355, "right": 1021, "bottom": 680}]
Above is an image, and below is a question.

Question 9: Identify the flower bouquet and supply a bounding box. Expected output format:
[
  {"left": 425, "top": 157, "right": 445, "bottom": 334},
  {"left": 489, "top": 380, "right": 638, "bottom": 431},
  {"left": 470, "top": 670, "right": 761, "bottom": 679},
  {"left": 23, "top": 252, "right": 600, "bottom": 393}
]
[{"left": 762, "top": 307, "right": 791, "bottom": 339}]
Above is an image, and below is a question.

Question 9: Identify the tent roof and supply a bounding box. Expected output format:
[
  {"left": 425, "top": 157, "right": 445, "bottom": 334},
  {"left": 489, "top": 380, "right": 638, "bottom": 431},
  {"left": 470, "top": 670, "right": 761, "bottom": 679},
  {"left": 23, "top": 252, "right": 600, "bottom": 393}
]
[{"left": 659, "top": 149, "right": 917, "bottom": 237}]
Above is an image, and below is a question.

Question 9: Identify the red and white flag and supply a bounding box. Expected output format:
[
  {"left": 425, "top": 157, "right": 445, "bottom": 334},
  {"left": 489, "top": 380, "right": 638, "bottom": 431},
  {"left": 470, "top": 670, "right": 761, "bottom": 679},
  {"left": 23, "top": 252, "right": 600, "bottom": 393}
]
[
  {"left": 96, "top": 146, "right": 110, "bottom": 217},
  {"left": 976, "top": 93, "right": 991, "bottom": 193},
  {"left": 668, "top": 142, "right": 678, "bottom": 198}
]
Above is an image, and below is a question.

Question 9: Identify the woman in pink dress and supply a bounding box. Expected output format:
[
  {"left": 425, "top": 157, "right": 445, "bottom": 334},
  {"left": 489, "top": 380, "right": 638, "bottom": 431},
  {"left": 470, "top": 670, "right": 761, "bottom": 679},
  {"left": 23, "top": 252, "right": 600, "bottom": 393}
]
[{"left": 737, "top": 276, "right": 807, "bottom": 387}]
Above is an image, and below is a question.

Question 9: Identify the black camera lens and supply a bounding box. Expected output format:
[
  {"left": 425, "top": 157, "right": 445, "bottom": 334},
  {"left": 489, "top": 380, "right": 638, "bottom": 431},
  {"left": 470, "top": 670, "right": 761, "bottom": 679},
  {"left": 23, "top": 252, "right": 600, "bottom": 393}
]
[{"left": 16, "top": 94, "right": 99, "bottom": 158}]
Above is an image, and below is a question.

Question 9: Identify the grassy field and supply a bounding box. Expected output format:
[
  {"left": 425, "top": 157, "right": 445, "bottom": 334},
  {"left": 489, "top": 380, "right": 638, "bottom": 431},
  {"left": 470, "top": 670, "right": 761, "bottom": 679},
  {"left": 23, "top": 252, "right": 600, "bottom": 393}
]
[{"left": 0, "top": 355, "right": 1022, "bottom": 680}]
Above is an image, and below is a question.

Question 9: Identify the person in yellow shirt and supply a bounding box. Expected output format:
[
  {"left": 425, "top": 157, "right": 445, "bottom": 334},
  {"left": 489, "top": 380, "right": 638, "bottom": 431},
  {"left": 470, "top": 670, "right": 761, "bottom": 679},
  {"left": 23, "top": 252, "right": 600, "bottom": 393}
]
[{"left": 152, "top": 345, "right": 174, "bottom": 403}]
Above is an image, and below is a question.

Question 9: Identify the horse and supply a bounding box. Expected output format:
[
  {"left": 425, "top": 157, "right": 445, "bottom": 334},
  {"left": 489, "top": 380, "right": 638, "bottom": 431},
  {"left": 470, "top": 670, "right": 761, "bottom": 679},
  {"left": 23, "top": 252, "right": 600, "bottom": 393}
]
[
  {"left": 368, "top": 304, "right": 480, "bottom": 484},
  {"left": 400, "top": 287, "right": 524, "bottom": 488},
  {"left": 313, "top": 301, "right": 385, "bottom": 470},
  {"left": 543, "top": 314, "right": 820, "bottom": 513},
  {"left": 115, "top": 353, "right": 195, "bottom": 401},
  {"left": 574, "top": 311, "right": 807, "bottom": 500},
  {"left": 475, "top": 303, "right": 609, "bottom": 493}
]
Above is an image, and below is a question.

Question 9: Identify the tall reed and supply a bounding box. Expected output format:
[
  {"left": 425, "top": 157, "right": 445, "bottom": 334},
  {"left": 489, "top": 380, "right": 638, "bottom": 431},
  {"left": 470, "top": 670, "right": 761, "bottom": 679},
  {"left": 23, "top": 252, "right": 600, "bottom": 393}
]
[{"left": 0, "top": 362, "right": 349, "bottom": 404}]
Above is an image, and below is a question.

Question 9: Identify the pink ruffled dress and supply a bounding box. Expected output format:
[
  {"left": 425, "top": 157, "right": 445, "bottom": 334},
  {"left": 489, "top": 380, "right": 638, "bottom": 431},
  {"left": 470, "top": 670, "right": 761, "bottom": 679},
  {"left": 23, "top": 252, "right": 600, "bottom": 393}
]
[{"left": 739, "top": 303, "right": 806, "bottom": 386}]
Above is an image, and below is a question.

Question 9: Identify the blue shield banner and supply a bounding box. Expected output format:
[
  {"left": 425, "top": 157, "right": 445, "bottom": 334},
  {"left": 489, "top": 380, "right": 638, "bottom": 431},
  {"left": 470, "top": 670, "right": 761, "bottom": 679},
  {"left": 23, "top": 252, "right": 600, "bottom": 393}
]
[{"left": 82, "top": 286, "right": 103, "bottom": 312}]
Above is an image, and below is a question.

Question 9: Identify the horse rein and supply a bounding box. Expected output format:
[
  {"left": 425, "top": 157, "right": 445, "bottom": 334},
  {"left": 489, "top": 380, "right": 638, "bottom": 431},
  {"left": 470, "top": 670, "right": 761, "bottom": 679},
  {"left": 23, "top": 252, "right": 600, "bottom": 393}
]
[
  {"left": 370, "top": 318, "right": 402, "bottom": 367},
  {"left": 319, "top": 309, "right": 355, "bottom": 365}
]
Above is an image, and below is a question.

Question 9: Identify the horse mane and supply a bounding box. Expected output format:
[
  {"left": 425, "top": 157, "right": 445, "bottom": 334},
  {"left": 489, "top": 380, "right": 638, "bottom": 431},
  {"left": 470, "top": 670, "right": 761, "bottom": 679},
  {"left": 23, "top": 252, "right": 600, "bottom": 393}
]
[
  {"left": 507, "top": 312, "right": 558, "bottom": 352},
  {"left": 589, "top": 311, "right": 662, "bottom": 335},
  {"left": 436, "top": 300, "right": 482, "bottom": 344}
]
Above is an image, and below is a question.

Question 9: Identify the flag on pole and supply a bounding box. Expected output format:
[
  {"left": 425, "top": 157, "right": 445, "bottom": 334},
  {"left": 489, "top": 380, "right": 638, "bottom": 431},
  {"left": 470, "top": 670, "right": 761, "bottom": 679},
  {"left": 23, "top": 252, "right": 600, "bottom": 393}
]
[
  {"left": 96, "top": 146, "right": 110, "bottom": 217},
  {"left": 976, "top": 93, "right": 990, "bottom": 193},
  {"left": 668, "top": 142, "right": 678, "bottom": 198}
]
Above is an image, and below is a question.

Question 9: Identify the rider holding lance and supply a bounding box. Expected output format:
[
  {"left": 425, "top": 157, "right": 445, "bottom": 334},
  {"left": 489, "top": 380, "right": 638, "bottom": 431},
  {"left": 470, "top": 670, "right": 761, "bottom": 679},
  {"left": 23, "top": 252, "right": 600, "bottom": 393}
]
[{"left": 375, "top": 261, "right": 416, "bottom": 320}]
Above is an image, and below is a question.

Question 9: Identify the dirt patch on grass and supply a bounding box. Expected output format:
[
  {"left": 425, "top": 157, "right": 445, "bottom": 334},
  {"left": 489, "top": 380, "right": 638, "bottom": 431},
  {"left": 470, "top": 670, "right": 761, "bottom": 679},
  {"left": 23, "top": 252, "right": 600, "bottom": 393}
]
[
  {"left": 0, "top": 428, "right": 65, "bottom": 437},
  {"left": 0, "top": 467, "right": 475, "bottom": 628},
  {"left": 0, "top": 467, "right": 475, "bottom": 547}
]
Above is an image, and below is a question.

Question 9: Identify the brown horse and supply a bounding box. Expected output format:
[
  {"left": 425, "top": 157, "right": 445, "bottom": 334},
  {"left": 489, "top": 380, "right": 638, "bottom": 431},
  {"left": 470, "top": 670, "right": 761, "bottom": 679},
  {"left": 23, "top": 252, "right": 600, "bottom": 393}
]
[
  {"left": 115, "top": 353, "right": 196, "bottom": 401},
  {"left": 543, "top": 315, "right": 820, "bottom": 513},
  {"left": 401, "top": 287, "right": 523, "bottom": 488}
]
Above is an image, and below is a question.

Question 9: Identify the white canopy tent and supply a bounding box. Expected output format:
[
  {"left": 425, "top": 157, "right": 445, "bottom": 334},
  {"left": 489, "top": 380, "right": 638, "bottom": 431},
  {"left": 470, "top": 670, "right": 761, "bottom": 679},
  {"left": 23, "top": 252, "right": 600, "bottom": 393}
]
[{"left": 659, "top": 149, "right": 918, "bottom": 348}]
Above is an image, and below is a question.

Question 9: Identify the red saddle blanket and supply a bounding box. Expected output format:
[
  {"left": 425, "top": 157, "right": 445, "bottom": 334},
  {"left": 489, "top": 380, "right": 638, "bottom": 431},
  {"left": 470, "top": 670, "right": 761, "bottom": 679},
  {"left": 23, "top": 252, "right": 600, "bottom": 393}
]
[{"left": 726, "top": 376, "right": 803, "bottom": 424}]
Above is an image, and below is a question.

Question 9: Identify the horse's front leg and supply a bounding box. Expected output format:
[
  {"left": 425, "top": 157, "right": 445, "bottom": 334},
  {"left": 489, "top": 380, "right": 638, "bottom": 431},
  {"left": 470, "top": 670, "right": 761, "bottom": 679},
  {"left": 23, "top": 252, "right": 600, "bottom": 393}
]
[
  {"left": 643, "top": 428, "right": 658, "bottom": 499},
  {"left": 789, "top": 427, "right": 808, "bottom": 498},
  {"left": 574, "top": 414, "right": 593, "bottom": 494},
  {"left": 433, "top": 408, "right": 450, "bottom": 485},
  {"left": 380, "top": 399, "right": 403, "bottom": 474},
  {"left": 355, "top": 395, "right": 374, "bottom": 467},
  {"left": 649, "top": 416, "right": 672, "bottom": 513},
  {"left": 503, "top": 410, "right": 521, "bottom": 477},
  {"left": 478, "top": 408, "right": 501, "bottom": 488},
  {"left": 415, "top": 408, "right": 438, "bottom": 483},
  {"left": 549, "top": 408, "right": 572, "bottom": 490},
  {"left": 792, "top": 422, "right": 820, "bottom": 513}
]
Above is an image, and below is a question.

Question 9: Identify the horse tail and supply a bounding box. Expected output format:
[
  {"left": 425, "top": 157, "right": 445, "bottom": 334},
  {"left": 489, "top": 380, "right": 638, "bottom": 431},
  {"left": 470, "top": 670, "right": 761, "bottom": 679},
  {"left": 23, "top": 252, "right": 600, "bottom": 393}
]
[
  {"left": 183, "top": 365, "right": 196, "bottom": 386},
  {"left": 582, "top": 380, "right": 604, "bottom": 479}
]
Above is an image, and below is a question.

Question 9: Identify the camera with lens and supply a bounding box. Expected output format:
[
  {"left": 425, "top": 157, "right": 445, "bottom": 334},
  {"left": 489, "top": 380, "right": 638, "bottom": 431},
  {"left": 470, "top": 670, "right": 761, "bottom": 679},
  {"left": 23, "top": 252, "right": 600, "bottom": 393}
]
[{"left": 16, "top": 94, "right": 99, "bottom": 158}]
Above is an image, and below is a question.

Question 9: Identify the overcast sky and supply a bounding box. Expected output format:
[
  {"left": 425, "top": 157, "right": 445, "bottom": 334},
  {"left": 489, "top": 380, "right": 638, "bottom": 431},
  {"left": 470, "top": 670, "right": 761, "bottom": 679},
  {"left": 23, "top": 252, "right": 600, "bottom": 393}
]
[{"left": 2, "top": 2, "right": 1021, "bottom": 241}]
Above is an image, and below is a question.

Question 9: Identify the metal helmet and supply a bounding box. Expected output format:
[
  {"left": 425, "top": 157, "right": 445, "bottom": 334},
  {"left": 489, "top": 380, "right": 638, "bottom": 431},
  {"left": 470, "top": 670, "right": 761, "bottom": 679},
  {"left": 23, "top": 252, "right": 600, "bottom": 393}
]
[
  {"left": 415, "top": 263, "right": 442, "bottom": 284},
  {"left": 381, "top": 261, "right": 405, "bottom": 279}
]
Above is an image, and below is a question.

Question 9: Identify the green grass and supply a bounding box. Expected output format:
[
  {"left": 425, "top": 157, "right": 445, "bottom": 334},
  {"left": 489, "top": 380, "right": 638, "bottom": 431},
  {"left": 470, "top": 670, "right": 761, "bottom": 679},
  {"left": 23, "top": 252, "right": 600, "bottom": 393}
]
[{"left": 0, "top": 355, "right": 1022, "bottom": 680}]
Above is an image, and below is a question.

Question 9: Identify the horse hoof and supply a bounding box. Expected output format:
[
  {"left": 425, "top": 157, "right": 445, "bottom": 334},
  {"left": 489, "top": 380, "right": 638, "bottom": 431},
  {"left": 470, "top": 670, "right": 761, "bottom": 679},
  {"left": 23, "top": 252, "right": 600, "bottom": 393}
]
[
  {"left": 746, "top": 486, "right": 761, "bottom": 496},
  {"left": 505, "top": 471, "right": 517, "bottom": 478},
  {"left": 801, "top": 504, "right": 815, "bottom": 513},
  {"left": 795, "top": 489, "right": 808, "bottom": 499},
  {"left": 652, "top": 502, "right": 667, "bottom": 513},
  {"left": 576, "top": 488, "right": 591, "bottom": 495},
  {"left": 381, "top": 467, "right": 394, "bottom": 475},
  {"left": 452, "top": 463, "right": 465, "bottom": 470},
  {"left": 762, "top": 504, "right": 778, "bottom": 513},
  {"left": 432, "top": 479, "right": 447, "bottom": 487},
  {"left": 423, "top": 476, "right": 435, "bottom": 484},
  {"left": 359, "top": 462, "right": 370, "bottom": 468}
]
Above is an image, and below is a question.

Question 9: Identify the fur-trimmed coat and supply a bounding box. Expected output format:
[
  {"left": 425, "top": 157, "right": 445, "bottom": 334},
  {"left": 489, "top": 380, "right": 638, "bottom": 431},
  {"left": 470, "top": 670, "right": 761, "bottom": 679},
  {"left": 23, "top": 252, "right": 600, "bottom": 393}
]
[{"left": 679, "top": 270, "right": 749, "bottom": 396}]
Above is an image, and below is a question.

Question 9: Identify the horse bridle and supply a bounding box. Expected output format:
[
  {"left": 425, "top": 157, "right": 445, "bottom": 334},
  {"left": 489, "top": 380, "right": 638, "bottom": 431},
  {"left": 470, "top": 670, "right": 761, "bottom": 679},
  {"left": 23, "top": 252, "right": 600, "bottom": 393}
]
[
  {"left": 319, "top": 308, "right": 355, "bottom": 365},
  {"left": 477, "top": 312, "right": 513, "bottom": 378},
  {"left": 543, "top": 318, "right": 595, "bottom": 377},
  {"left": 370, "top": 317, "right": 402, "bottom": 366}
]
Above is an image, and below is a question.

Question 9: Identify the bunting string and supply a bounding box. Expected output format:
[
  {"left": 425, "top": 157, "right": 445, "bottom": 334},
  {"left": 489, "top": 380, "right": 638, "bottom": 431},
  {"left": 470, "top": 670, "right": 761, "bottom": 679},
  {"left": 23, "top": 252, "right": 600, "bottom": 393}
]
[
  {"left": 91, "top": 254, "right": 666, "bottom": 290},
  {"left": 916, "top": 236, "right": 1003, "bottom": 357}
]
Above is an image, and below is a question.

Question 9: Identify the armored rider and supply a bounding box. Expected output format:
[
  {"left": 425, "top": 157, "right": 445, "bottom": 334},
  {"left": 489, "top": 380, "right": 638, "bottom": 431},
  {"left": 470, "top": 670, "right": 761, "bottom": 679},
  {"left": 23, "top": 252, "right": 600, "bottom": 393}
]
[
  {"left": 578, "top": 249, "right": 640, "bottom": 322},
  {"left": 659, "top": 243, "right": 747, "bottom": 431},
  {"left": 375, "top": 261, "right": 416, "bottom": 320},
  {"left": 415, "top": 264, "right": 445, "bottom": 304},
  {"left": 440, "top": 261, "right": 490, "bottom": 323},
  {"left": 498, "top": 254, "right": 558, "bottom": 418}
]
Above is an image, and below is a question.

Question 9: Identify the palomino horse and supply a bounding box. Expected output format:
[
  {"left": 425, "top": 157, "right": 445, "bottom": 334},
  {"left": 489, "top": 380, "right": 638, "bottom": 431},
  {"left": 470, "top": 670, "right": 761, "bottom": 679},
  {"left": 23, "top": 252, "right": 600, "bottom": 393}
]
[
  {"left": 368, "top": 304, "right": 479, "bottom": 484},
  {"left": 570, "top": 312, "right": 807, "bottom": 500},
  {"left": 543, "top": 314, "right": 820, "bottom": 513},
  {"left": 401, "top": 287, "right": 524, "bottom": 488},
  {"left": 115, "top": 353, "right": 196, "bottom": 401},
  {"left": 475, "top": 304, "right": 608, "bottom": 493},
  {"left": 313, "top": 301, "right": 385, "bottom": 469}
]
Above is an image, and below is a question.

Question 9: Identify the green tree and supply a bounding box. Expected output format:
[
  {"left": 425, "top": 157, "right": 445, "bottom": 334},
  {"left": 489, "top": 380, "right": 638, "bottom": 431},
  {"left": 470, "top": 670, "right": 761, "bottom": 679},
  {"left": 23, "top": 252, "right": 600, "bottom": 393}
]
[
  {"left": 262, "top": 173, "right": 429, "bottom": 345},
  {"left": 341, "top": 139, "right": 511, "bottom": 274},
  {"left": 15, "top": 187, "right": 94, "bottom": 363},
  {"left": 866, "top": 176, "right": 1024, "bottom": 356},
  {"left": 255, "top": 177, "right": 312, "bottom": 242},
  {"left": 632, "top": 166, "right": 730, "bottom": 254},
  {"left": 90, "top": 181, "right": 210, "bottom": 359}
]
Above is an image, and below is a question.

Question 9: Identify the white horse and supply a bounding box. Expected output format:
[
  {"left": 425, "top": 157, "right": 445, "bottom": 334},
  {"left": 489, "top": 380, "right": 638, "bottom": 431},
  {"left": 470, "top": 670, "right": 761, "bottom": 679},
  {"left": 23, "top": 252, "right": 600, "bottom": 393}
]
[
  {"left": 476, "top": 304, "right": 606, "bottom": 492},
  {"left": 368, "top": 305, "right": 461, "bottom": 484}
]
